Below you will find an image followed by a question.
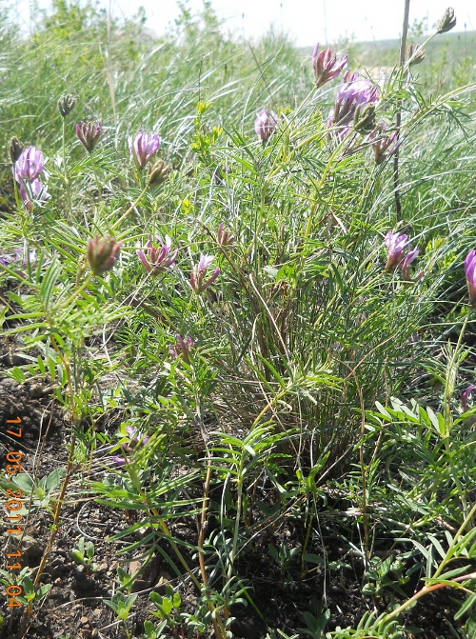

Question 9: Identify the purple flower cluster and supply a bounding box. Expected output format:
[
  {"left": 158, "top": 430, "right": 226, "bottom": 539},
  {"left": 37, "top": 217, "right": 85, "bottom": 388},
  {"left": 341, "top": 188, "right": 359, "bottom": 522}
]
[
  {"left": 328, "top": 76, "right": 379, "bottom": 139},
  {"left": 137, "top": 235, "right": 178, "bottom": 276},
  {"left": 385, "top": 232, "right": 420, "bottom": 280},
  {"left": 254, "top": 109, "right": 278, "bottom": 142},
  {"left": 129, "top": 130, "right": 161, "bottom": 170},
  {"left": 13, "top": 146, "right": 49, "bottom": 211},
  {"left": 312, "top": 44, "right": 347, "bottom": 89},
  {"left": 169, "top": 335, "right": 194, "bottom": 364}
]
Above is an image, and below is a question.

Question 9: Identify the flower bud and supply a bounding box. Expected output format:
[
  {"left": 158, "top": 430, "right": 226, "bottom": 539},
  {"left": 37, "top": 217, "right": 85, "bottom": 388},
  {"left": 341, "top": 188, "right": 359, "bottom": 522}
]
[
  {"left": 254, "top": 110, "right": 278, "bottom": 143},
  {"left": 407, "top": 44, "right": 425, "bottom": 66},
  {"left": 87, "top": 236, "right": 122, "bottom": 275},
  {"left": 75, "top": 121, "right": 102, "bottom": 152},
  {"left": 465, "top": 250, "right": 476, "bottom": 307},
  {"left": 353, "top": 103, "right": 376, "bottom": 134},
  {"left": 57, "top": 93, "right": 76, "bottom": 118},
  {"left": 217, "top": 223, "right": 235, "bottom": 247},
  {"left": 8, "top": 137, "right": 24, "bottom": 164},
  {"left": 312, "top": 43, "right": 347, "bottom": 89},
  {"left": 129, "top": 131, "right": 161, "bottom": 170},
  {"left": 436, "top": 7, "right": 456, "bottom": 34},
  {"left": 147, "top": 159, "right": 170, "bottom": 186},
  {"left": 190, "top": 254, "right": 220, "bottom": 293}
]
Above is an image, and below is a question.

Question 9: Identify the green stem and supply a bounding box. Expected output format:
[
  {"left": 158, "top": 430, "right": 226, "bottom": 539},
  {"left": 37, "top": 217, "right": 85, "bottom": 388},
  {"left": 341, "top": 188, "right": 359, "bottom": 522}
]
[{"left": 110, "top": 185, "right": 149, "bottom": 232}]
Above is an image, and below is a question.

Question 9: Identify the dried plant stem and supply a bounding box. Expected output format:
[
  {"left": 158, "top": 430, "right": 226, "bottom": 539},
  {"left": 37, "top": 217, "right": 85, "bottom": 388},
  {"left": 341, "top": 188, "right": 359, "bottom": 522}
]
[{"left": 393, "top": 0, "right": 411, "bottom": 223}]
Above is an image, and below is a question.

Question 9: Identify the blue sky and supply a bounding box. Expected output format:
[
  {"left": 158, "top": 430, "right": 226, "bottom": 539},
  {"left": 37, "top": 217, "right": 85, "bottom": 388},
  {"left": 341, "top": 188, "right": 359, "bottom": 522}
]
[{"left": 10, "top": 0, "right": 476, "bottom": 46}]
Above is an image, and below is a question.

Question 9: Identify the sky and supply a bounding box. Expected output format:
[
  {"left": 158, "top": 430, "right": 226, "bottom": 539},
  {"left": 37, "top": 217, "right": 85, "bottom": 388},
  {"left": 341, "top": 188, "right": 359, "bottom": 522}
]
[{"left": 9, "top": 0, "right": 476, "bottom": 47}]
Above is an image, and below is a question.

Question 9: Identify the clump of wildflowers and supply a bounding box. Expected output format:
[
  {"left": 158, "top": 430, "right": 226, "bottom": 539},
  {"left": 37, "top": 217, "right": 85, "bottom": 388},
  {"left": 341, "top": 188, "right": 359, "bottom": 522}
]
[
  {"left": 254, "top": 110, "right": 278, "bottom": 143},
  {"left": 465, "top": 250, "right": 476, "bottom": 307},
  {"left": 87, "top": 236, "right": 122, "bottom": 275},
  {"left": 312, "top": 43, "right": 347, "bottom": 88},
  {"left": 328, "top": 77, "right": 379, "bottom": 138},
  {"left": 137, "top": 235, "right": 177, "bottom": 275},
  {"left": 76, "top": 121, "right": 102, "bottom": 152},
  {"left": 130, "top": 131, "right": 161, "bottom": 170},
  {"left": 169, "top": 335, "right": 194, "bottom": 364},
  {"left": 190, "top": 254, "right": 220, "bottom": 293}
]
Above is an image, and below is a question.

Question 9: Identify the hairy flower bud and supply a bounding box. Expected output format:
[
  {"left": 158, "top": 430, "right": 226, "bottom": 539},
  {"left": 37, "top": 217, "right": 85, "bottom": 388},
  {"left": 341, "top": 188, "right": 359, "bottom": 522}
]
[
  {"left": 407, "top": 44, "right": 426, "bottom": 66},
  {"left": 75, "top": 121, "right": 102, "bottom": 152},
  {"left": 371, "top": 123, "right": 399, "bottom": 164},
  {"left": 8, "top": 137, "right": 24, "bottom": 164},
  {"left": 436, "top": 7, "right": 456, "bottom": 34},
  {"left": 87, "top": 236, "right": 122, "bottom": 275},
  {"left": 353, "top": 103, "right": 376, "bottom": 134},
  {"left": 57, "top": 93, "right": 76, "bottom": 118},
  {"left": 147, "top": 159, "right": 170, "bottom": 186}
]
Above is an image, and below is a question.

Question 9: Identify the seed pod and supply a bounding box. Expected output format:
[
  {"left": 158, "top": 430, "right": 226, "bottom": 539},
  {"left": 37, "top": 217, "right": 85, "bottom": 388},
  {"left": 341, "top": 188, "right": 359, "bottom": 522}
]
[{"left": 58, "top": 93, "right": 76, "bottom": 118}]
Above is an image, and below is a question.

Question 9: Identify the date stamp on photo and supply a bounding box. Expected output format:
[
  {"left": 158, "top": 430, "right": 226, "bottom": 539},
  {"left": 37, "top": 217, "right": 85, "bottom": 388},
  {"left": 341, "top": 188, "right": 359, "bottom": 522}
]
[{"left": 3, "top": 416, "right": 25, "bottom": 609}]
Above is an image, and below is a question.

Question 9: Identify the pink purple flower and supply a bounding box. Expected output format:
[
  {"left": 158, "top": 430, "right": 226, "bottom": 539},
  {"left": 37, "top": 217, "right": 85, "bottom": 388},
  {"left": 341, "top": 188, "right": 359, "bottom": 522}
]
[
  {"left": 14, "top": 146, "right": 45, "bottom": 182},
  {"left": 76, "top": 121, "right": 102, "bottom": 152},
  {"left": 401, "top": 246, "right": 419, "bottom": 281},
  {"left": 129, "top": 130, "right": 161, "bottom": 170},
  {"left": 137, "top": 235, "right": 178, "bottom": 275},
  {"left": 328, "top": 78, "right": 379, "bottom": 138},
  {"left": 190, "top": 254, "right": 220, "bottom": 293},
  {"left": 112, "top": 426, "right": 150, "bottom": 465},
  {"left": 312, "top": 43, "right": 347, "bottom": 88},
  {"left": 385, "top": 232, "right": 408, "bottom": 271},
  {"left": 254, "top": 110, "right": 278, "bottom": 142},
  {"left": 465, "top": 250, "right": 476, "bottom": 307}
]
